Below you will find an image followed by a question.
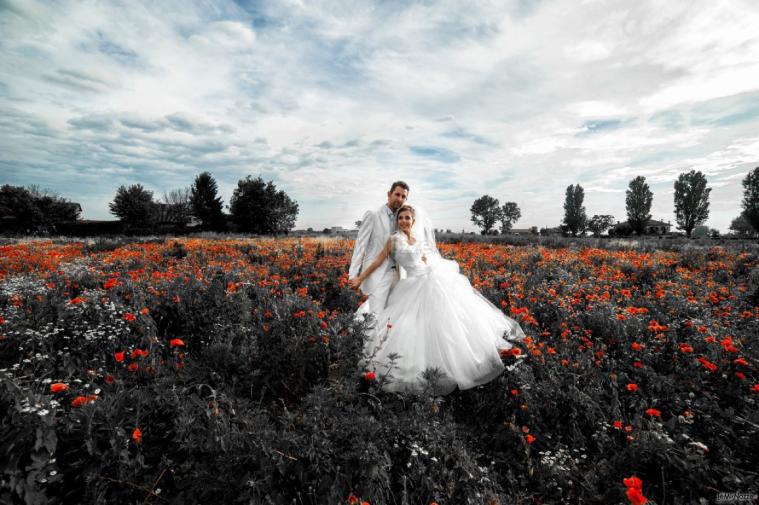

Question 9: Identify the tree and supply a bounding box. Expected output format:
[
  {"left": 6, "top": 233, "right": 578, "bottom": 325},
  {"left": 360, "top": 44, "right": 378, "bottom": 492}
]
[
  {"left": 498, "top": 202, "right": 521, "bottom": 234},
  {"left": 0, "top": 185, "right": 80, "bottom": 234},
  {"left": 674, "top": 170, "right": 711, "bottom": 238},
  {"left": 562, "top": 184, "right": 587, "bottom": 237},
  {"left": 741, "top": 167, "right": 759, "bottom": 236},
  {"left": 0, "top": 185, "right": 45, "bottom": 233},
  {"left": 190, "top": 172, "right": 225, "bottom": 231},
  {"left": 729, "top": 213, "right": 757, "bottom": 238},
  {"left": 229, "top": 176, "right": 299, "bottom": 234},
  {"left": 109, "top": 184, "right": 155, "bottom": 232},
  {"left": 626, "top": 176, "right": 653, "bottom": 236},
  {"left": 470, "top": 195, "right": 501, "bottom": 234},
  {"left": 162, "top": 188, "right": 193, "bottom": 228},
  {"left": 587, "top": 214, "right": 615, "bottom": 237},
  {"left": 27, "top": 186, "right": 81, "bottom": 225}
]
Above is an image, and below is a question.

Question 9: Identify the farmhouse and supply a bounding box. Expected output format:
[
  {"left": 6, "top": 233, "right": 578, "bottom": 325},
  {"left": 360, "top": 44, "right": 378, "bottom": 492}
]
[
  {"left": 610, "top": 219, "right": 672, "bottom": 236},
  {"left": 509, "top": 227, "right": 539, "bottom": 236}
]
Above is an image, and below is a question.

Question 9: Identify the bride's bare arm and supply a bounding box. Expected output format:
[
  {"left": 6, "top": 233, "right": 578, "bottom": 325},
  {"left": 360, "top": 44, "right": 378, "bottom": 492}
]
[{"left": 349, "top": 238, "right": 392, "bottom": 288}]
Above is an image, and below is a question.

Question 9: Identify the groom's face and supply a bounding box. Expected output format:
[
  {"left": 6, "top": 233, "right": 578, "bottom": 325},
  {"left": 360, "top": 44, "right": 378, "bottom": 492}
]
[{"left": 387, "top": 187, "right": 409, "bottom": 211}]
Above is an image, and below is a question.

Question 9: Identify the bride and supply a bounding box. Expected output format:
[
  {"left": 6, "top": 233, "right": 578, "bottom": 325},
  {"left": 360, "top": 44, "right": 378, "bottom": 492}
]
[{"left": 350, "top": 204, "right": 526, "bottom": 395}]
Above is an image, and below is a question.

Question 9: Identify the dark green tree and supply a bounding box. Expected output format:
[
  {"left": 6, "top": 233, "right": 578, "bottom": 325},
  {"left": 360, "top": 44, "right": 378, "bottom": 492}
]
[
  {"left": 626, "top": 176, "right": 653, "bottom": 236},
  {"left": 27, "top": 186, "right": 81, "bottom": 225},
  {"left": 741, "top": 167, "right": 759, "bottom": 236},
  {"left": 161, "top": 188, "right": 193, "bottom": 228},
  {"left": 0, "top": 185, "right": 80, "bottom": 234},
  {"left": 562, "top": 184, "right": 587, "bottom": 237},
  {"left": 190, "top": 172, "right": 225, "bottom": 231},
  {"left": 674, "top": 170, "right": 711, "bottom": 238},
  {"left": 587, "top": 214, "right": 615, "bottom": 237},
  {"left": 229, "top": 176, "right": 299, "bottom": 234},
  {"left": 0, "top": 185, "right": 45, "bottom": 233},
  {"left": 729, "top": 213, "right": 757, "bottom": 238},
  {"left": 498, "top": 202, "right": 521, "bottom": 234},
  {"left": 109, "top": 184, "right": 155, "bottom": 232},
  {"left": 470, "top": 195, "right": 501, "bottom": 234}
]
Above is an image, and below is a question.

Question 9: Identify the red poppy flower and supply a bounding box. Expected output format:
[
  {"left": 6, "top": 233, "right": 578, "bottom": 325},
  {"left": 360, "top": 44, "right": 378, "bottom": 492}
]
[
  {"left": 626, "top": 486, "right": 648, "bottom": 505},
  {"left": 613, "top": 420, "right": 622, "bottom": 429},
  {"left": 626, "top": 383, "right": 638, "bottom": 392},
  {"left": 71, "top": 395, "right": 97, "bottom": 408},
  {"left": 623, "top": 476, "right": 642, "bottom": 490},
  {"left": 132, "top": 427, "right": 142, "bottom": 444},
  {"left": 526, "top": 434, "right": 536, "bottom": 444},
  {"left": 645, "top": 408, "right": 661, "bottom": 418},
  {"left": 127, "top": 363, "right": 139, "bottom": 372},
  {"left": 130, "top": 349, "right": 148, "bottom": 359},
  {"left": 363, "top": 371, "right": 376, "bottom": 381},
  {"left": 123, "top": 312, "right": 136, "bottom": 322},
  {"left": 169, "top": 338, "right": 185, "bottom": 347},
  {"left": 50, "top": 383, "right": 68, "bottom": 393}
]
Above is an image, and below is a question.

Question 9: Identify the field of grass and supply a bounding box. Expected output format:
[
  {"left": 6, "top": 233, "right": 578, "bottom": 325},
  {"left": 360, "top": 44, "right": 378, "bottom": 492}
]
[{"left": 1, "top": 236, "right": 757, "bottom": 504}]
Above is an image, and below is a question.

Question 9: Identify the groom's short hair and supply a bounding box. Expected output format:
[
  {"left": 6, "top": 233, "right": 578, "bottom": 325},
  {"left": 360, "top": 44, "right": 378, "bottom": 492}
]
[{"left": 389, "top": 181, "right": 409, "bottom": 193}]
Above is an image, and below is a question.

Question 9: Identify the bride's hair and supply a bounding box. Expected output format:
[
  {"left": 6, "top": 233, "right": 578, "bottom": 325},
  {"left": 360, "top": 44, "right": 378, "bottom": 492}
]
[{"left": 396, "top": 204, "right": 415, "bottom": 220}]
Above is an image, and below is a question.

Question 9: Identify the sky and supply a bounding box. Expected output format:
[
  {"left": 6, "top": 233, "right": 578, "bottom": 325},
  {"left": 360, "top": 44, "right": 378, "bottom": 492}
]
[{"left": 1, "top": 0, "right": 758, "bottom": 233}]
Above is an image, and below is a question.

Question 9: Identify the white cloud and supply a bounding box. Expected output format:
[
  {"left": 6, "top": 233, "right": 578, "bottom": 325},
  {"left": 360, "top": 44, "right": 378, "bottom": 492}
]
[{"left": 0, "top": 0, "right": 758, "bottom": 232}]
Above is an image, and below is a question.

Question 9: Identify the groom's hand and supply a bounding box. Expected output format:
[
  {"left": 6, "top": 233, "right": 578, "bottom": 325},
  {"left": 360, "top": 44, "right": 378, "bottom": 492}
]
[{"left": 349, "top": 277, "right": 361, "bottom": 289}]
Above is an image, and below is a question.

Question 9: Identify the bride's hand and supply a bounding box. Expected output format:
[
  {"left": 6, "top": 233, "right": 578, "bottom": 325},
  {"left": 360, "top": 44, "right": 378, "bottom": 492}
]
[{"left": 349, "top": 277, "right": 362, "bottom": 289}]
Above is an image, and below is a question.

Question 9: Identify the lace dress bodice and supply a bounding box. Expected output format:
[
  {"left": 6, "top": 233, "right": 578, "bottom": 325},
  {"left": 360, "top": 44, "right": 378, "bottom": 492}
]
[{"left": 391, "top": 232, "right": 437, "bottom": 277}]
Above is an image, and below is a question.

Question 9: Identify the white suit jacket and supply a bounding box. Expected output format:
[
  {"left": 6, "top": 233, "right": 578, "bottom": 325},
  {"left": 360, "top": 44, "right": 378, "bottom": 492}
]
[{"left": 349, "top": 204, "right": 396, "bottom": 296}]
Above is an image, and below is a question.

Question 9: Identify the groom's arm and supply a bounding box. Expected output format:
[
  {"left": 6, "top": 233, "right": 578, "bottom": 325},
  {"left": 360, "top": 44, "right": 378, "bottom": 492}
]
[
  {"left": 349, "top": 210, "right": 374, "bottom": 279},
  {"left": 350, "top": 238, "right": 392, "bottom": 288}
]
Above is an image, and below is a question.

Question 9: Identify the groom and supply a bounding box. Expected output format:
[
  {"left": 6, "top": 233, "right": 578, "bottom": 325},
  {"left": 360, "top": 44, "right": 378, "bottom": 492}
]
[{"left": 349, "top": 181, "right": 409, "bottom": 321}]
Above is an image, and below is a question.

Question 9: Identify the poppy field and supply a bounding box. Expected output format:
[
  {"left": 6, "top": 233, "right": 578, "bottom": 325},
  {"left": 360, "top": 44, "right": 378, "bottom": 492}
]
[{"left": 0, "top": 237, "right": 757, "bottom": 505}]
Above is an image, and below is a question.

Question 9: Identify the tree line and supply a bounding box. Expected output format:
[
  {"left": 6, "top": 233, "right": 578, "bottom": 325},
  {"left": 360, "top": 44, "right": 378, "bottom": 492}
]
[
  {"left": 0, "top": 173, "right": 299, "bottom": 235},
  {"left": 470, "top": 167, "right": 759, "bottom": 239},
  {"left": 109, "top": 172, "right": 298, "bottom": 234}
]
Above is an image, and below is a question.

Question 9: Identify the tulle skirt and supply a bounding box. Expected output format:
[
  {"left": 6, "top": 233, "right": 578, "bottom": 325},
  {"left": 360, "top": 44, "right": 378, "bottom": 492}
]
[{"left": 357, "top": 257, "right": 526, "bottom": 395}]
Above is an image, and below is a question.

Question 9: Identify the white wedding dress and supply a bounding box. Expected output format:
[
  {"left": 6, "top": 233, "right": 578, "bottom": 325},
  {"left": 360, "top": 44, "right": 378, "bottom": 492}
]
[{"left": 358, "top": 231, "right": 526, "bottom": 395}]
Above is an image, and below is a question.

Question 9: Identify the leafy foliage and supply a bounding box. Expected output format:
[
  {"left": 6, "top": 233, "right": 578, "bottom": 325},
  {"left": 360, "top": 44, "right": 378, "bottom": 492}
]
[
  {"left": 562, "top": 184, "right": 587, "bottom": 237},
  {"left": 729, "top": 213, "right": 758, "bottom": 238},
  {"left": 674, "top": 170, "right": 711, "bottom": 238},
  {"left": 741, "top": 166, "right": 759, "bottom": 236},
  {"left": 190, "top": 172, "right": 225, "bottom": 231},
  {"left": 229, "top": 176, "right": 299, "bottom": 234},
  {"left": 588, "top": 214, "right": 616, "bottom": 237},
  {"left": 626, "top": 177, "right": 653, "bottom": 236},
  {"left": 470, "top": 195, "right": 501, "bottom": 235},
  {"left": 0, "top": 185, "right": 80, "bottom": 234},
  {"left": 499, "top": 202, "right": 522, "bottom": 234},
  {"left": 108, "top": 184, "right": 155, "bottom": 233}
]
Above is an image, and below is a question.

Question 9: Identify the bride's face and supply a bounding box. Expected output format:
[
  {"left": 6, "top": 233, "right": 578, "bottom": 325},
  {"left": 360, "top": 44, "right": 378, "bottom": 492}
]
[{"left": 397, "top": 210, "right": 414, "bottom": 232}]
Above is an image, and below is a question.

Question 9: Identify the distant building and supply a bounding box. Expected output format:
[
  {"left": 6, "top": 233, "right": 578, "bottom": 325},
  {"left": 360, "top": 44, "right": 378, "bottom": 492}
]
[
  {"left": 610, "top": 219, "right": 672, "bottom": 236},
  {"left": 510, "top": 226, "right": 539, "bottom": 236},
  {"left": 539, "top": 226, "right": 564, "bottom": 237}
]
